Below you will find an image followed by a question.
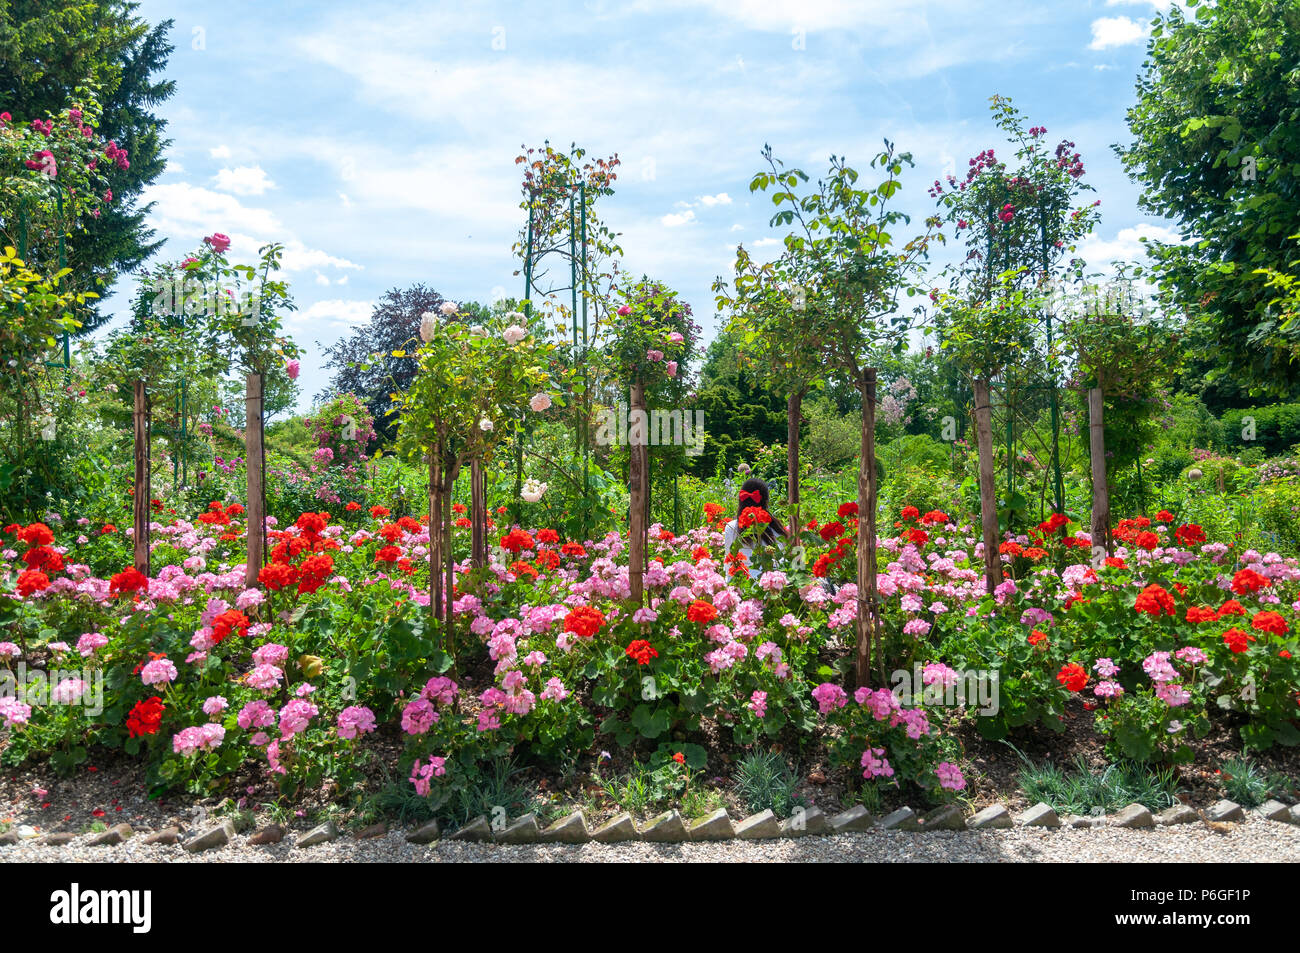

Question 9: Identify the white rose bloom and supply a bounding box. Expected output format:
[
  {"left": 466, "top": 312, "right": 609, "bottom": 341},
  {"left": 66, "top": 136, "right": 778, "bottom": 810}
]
[
  {"left": 502, "top": 325, "right": 527, "bottom": 345},
  {"left": 521, "top": 479, "right": 548, "bottom": 503},
  {"left": 479, "top": 417, "right": 494, "bottom": 432},
  {"left": 469, "top": 325, "right": 486, "bottom": 337},
  {"left": 419, "top": 312, "right": 437, "bottom": 343},
  {"left": 529, "top": 392, "right": 552, "bottom": 413},
  {"left": 505, "top": 311, "right": 526, "bottom": 322},
  {"left": 440, "top": 301, "right": 458, "bottom": 315}
]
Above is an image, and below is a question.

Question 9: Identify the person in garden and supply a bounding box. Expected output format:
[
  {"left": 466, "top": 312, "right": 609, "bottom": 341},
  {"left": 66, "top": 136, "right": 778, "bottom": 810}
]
[{"left": 723, "top": 477, "right": 788, "bottom": 561}]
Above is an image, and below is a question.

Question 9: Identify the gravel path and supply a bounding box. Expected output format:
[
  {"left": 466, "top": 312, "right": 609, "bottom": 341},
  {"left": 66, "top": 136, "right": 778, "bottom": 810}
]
[{"left": 3, "top": 815, "right": 1298, "bottom": 863}]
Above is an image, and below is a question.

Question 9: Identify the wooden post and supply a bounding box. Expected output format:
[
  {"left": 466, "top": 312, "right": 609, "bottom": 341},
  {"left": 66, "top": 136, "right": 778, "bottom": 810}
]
[
  {"left": 244, "top": 372, "right": 265, "bottom": 588},
  {"left": 132, "top": 380, "right": 150, "bottom": 577},
  {"left": 973, "top": 378, "right": 1000, "bottom": 594},
  {"left": 444, "top": 472, "right": 456, "bottom": 658},
  {"left": 1088, "top": 386, "right": 1111, "bottom": 556},
  {"left": 471, "top": 458, "right": 487, "bottom": 568},
  {"left": 429, "top": 451, "right": 443, "bottom": 622},
  {"left": 855, "top": 369, "right": 883, "bottom": 689},
  {"left": 628, "top": 380, "right": 648, "bottom": 605},
  {"left": 787, "top": 389, "right": 803, "bottom": 533}
]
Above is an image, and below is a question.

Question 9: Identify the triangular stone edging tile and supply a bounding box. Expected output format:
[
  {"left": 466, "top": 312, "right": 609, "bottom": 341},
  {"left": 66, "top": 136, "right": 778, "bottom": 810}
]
[
  {"left": 496, "top": 814, "right": 542, "bottom": 844},
  {"left": 639, "top": 810, "right": 689, "bottom": 842},
  {"left": 449, "top": 815, "right": 494, "bottom": 842},
  {"left": 735, "top": 809, "right": 782, "bottom": 839},
  {"left": 778, "top": 805, "right": 829, "bottom": 838},
  {"left": 829, "top": 805, "right": 875, "bottom": 833},
  {"left": 966, "top": 805, "right": 1013, "bottom": 830},
  {"left": 540, "top": 811, "right": 590, "bottom": 844},
  {"left": 1017, "top": 803, "right": 1061, "bottom": 828},
  {"left": 591, "top": 812, "right": 639, "bottom": 842},
  {"left": 878, "top": 807, "right": 921, "bottom": 831},
  {"left": 687, "top": 808, "right": 734, "bottom": 841},
  {"left": 920, "top": 804, "right": 966, "bottom": 831}
]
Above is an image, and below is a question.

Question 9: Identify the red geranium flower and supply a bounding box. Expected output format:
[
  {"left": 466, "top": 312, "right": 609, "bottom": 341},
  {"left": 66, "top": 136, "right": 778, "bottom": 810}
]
[
  {"left": 126, "top": 697, "right": 164, "bottom": 738},
  {"left": 500, "top": 528, "right": 535, "bottom": 554},
  {"left": 258, "top": 562, "right": 297, "bottom": 591},
  {"left": 1155, "top": 510, "right": 1175, "bottom": 523},
  {"left": 837, "top": 501, "right": 859, "bottom": 519},
  {"left": 1056, "top": 663, "right": 1089, "bottom": 692},
  {"left": 900, "top": 505, "right": 920, "bottom": 521},
  {"left": 1134, "top": 583, "right": 1175, "bottom": 617},
  {"left": 1251, "top": 611, "right": 1289, "bottom": 636},
  {"left": 109, "top": 567, "right": 149, "bottom": 595},
  {"left": 375, "top": 545, "right": 401, "bottom": 564},
  {"left": 687, "top": 600, "right": 719, "bottom": 624},
  {"left": 18, "top": 523, "right": 54, "bottom": 547},
  {"left": 16, "top": 569, "right": 50, "bottom": 597},
  {"left": 1185, "top": 605, "right": 1218, "bottom": 624},
  {"left": 560, "top": 541, "right": 587, "bottom": 558},
  {"left": 1174, "top": 523, "right": 1206, "bottom": 547},
  {"left": 1231, "top": 569, "right": 1270, "bottom": 595},
  {"left": 536, "top": 528, "right": 560, "bottom": 545},
  {"left": 370, "top": 505, "right": 390, "bottom": 518},
  {"left": 210, "top": 609, "right": 249, "bottom": 645},
  {"left": 819, "top": 522, "right": 845, "bottom": 542},
  {"left": 563, "top": 605, "right": 605, "bottom": 639},
  {"left": 1134, "top": 531, "right": 1160, "bottom": 552},
  {"left": 1222, "top": 628, "right": 1254, "bottom": 653},
  {"left": 625, "top": 639, "right": 658, "bottom": 666},
  {"left": 1218, "top": 598, "right": 1246, "bottom": 617}
]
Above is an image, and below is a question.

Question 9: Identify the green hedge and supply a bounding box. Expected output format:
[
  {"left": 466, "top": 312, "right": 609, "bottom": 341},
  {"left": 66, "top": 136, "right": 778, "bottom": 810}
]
[{"left": 1221, "top": 403, "right": 1300, "bottom": 456}]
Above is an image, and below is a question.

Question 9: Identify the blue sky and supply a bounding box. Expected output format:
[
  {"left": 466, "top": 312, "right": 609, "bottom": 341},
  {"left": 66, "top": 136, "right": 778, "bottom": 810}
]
[{"left": 112, "top": 0, "right": 1186, "bottom": 408}]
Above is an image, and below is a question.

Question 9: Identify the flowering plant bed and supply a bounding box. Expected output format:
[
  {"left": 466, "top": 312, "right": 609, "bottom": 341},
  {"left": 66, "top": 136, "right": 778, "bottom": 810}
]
[{"left": 2, "top": 498, "right": 1296, "bottom": 833}]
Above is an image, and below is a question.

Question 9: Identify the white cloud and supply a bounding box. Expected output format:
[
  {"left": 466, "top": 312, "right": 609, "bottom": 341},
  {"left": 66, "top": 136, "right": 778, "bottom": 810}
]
[
  {"left": 751, "top": 237, "right": 782, "bottom": 247},
  {"left": 339, "top": 192, "right": 351, "bottom": 207},
  {"left": 209, "top": 144, "right": 232, "bottom": 159},
  {"left": 1088, "top": 16, "right": 1148, "bottom": 50},
  {"left": 290, "top": 299, "right": 375, "bottom": 329},
  {"left": 661, "top": 209, "right": 696, "bottom": 227},
  {"left": 698, "top": 193, "right": 732, "bottom": 207},
  {"left": 730, "top": 224, "right": 744, "bottom": 232},
  {"left": 281, "top": 241, "right": 363, "bottom": 273},
  {"left": 1078, "top": 224, "right": 1185, "bottom": 269},
  {"left": 213, "top": 165, "right": 277, "bottom": 196},
  {"left": 315, "top": 273, "right": 331, "bottom": 286}
]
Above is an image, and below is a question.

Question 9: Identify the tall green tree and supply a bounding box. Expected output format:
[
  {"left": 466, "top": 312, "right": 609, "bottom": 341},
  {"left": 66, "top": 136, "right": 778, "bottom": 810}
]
[
  {"left": 0, "top": 0, "right": 174, "bottom": 328},
  {"left": 1117, "top": 0, "right": 1300, "bottom": 394}
]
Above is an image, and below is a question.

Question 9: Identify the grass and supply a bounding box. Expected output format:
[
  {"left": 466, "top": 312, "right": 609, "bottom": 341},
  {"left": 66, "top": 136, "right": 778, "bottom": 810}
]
[
  {"left": 1017, "top": 755, "right": 1180, "bottom": 815},
  {"left": 732, "top": 751, "right": 801, "bottom": 818},
  {"left": 1218, "top": 756, "right": 1294, "bottom": 808}
]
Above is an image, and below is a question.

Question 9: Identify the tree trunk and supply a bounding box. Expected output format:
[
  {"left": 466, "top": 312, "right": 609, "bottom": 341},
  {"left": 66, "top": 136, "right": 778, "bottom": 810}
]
[
  {"left": 973, "top": 378, "right": 1000, "bottom": 594},
  {"left": 132, "top": 380, "right": 150, "bottom": 577},
  {"left": 628, "top": 380, "right": 648, "bottom": 605},
  {"left": 1087, "top": 386, "right": 1112, "bottom": 556},
  {"left": 787, "top": 388, "right": 804, "bottom": 533},
  {"left": 471, "top": 458, "right": 486, "bottom": 568},
  {"left": 855, "top": 370, "right": 883, "bottom": 689},
  {"left": 429, "top": 451, "right": 443, "bottom": 622},
  {"left": 244, "top": 373, "right": 265, "bottom": 588}
]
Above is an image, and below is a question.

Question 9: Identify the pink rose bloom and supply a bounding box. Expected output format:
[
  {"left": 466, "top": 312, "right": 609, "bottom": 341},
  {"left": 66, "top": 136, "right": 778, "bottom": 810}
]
[
  {"left": 286, "top": 359, "right": 300, "bottom": 380},
  {"left": 617, "top": 305, "right": 632, "bottom": 316},
  {"left": 646, "top": 349, "right": 664, "bottom": 362},
  {"left": 204, "top": 233, "right": 231, "bottom": 253},
  {"left": 665, "top": 361, "right": 678, "bottom": 377}
]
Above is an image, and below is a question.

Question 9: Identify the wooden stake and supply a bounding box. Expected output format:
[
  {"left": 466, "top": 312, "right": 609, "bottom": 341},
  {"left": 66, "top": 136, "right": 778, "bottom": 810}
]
[
  {"left": 855, "top": 369, "right": 882, "bottom": 689},
  {"left": 1088, "top": 386, "right": 1111, "bottom": 557},
  {"left": 973, "top": 378, "right": 1000, "bottom": 594},
  {"left": 628, "top": 379, "right": 648, "bottom": 605},
  {"left": 132, "top": 380, "right": 150, "bottom": 577},
  {"left": 244, "top": 372, "right": 265, "bottom": 588},
  {"left": 471, "top": 458, "right": 486, "bottom": 568}
]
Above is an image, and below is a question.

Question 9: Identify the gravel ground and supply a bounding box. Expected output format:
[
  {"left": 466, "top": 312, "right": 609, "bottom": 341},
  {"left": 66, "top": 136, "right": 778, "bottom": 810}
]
[{"left": 3, "top": 814, "right": 1298, "bottom": 863}]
